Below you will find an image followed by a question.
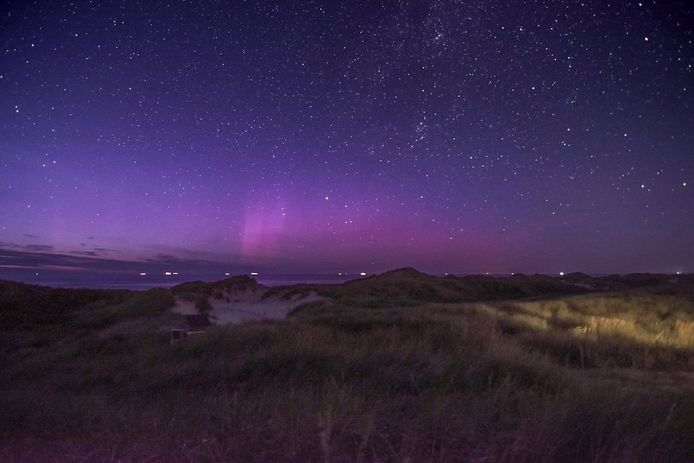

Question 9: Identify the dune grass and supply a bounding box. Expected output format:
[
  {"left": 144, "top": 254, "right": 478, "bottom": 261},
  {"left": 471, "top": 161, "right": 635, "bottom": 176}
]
[
  {"left": 1, "top": 282, "right": 693, "bottom": 462},
  {"left": 459, "top": 293, "right": 694, "bottom": 370}
]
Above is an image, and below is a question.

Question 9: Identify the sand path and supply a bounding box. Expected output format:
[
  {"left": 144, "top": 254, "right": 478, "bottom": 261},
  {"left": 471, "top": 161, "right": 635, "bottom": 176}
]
[{"left": 172, "top": 288, "right": 322, "bottom": 324}]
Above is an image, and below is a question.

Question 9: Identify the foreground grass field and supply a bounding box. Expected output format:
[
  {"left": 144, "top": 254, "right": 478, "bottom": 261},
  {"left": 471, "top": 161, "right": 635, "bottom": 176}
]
[{"left": 1, "top": 271, "right": 693, "bottom": 462}]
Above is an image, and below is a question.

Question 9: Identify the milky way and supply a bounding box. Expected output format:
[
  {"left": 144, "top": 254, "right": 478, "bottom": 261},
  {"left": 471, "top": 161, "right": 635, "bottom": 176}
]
[{"left": 1, "top": 1, "right": 692, "bottom": 277}]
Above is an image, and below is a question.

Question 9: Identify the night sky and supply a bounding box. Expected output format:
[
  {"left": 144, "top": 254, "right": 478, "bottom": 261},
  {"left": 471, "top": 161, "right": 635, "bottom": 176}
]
[{"left": 1, "top": 0, "right": 692, "bottom": 278}]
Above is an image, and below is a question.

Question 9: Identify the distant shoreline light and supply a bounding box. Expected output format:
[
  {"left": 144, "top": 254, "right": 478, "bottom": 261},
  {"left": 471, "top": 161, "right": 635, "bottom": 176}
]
[{"left": 250, "top": 272, "right": 259, "bottom": 276}]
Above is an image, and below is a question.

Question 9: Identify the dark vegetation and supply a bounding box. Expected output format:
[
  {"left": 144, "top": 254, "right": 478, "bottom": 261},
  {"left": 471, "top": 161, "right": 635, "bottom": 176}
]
[
  {"left": 1, "top": 271, "right": 693, "bottom": 462},
  {"left": 263, "top": 268, "right": 586, "bottom": 308}
]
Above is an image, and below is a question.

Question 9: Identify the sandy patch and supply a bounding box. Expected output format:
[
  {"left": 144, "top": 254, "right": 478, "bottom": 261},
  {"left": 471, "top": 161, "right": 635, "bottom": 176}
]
[{"left": 172, "top": 288, "right": 323, "bottom": 324}]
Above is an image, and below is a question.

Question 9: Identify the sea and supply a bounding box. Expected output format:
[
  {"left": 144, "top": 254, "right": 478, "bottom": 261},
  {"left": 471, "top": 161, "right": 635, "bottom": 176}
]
[{"left": 0, "top": 270, "right": 358, "bottom": 289}]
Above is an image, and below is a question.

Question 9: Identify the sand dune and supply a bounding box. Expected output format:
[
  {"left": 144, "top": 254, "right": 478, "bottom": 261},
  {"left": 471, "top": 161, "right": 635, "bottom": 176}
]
[{"left": 172, "top": 287, "right": 322, "bottom": 323}]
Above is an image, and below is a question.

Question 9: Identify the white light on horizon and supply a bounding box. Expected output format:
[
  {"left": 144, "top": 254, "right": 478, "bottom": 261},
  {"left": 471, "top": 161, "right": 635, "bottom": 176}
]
[
  {"left": 225, "top": 272, "right": 230, "bottom": 276},
  {"left": 250, "top": 272, "right": 259, "bottom": 276},
  {"left": 559, "top": 272, "right": 565, "bottom": 276},
  {"left": 164, "top": 271, "right": 172, "bottom": 276},
  {"left": 172, "top": 272, "right": 179, "bottom": 275},
  {"left": 139, "top": 272, "right": 147, "bottom": 276},
  {"left": 360, "top": 272, "right": 367, "bottom": 276}
]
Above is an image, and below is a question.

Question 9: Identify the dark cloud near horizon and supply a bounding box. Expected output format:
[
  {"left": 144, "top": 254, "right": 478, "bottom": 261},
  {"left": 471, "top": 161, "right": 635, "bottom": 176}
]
[
  {"left": 0, "top": 246, "right": 324, "bottom": 280},
  {"left": 146, "top": 253, "right": 182, "bottom": 263},
  {"left": 0, "top": 248, "right": 235, "bottom": 274},
  {"left": 0, "top": 242, "right": 55, "bottom": 253},
  {"left": 22, "top": 244, "right": 55, "bottom": 252},
  {"left": 93, "top": 247, "right": 118, "bottom": 253},
  {"left": 70, "top": 250, "right": 100, "bottom": 257}
]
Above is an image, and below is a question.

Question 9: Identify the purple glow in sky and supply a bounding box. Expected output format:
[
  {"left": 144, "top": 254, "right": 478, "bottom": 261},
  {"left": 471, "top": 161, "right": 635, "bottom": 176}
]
[{"left": 1, "top": 1, "right": 693, "bottom": 279}]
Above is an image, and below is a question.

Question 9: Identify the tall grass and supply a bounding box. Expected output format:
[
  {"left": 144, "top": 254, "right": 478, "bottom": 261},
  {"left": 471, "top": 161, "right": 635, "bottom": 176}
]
[{"left": 1, "top": 288, "right": 693, "bottom": 461}]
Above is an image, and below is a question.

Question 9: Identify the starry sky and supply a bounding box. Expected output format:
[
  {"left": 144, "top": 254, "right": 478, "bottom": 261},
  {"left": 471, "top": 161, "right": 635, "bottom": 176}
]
[{"left": 1, "top": 0, "right": 692, "bottom": 279}]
